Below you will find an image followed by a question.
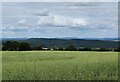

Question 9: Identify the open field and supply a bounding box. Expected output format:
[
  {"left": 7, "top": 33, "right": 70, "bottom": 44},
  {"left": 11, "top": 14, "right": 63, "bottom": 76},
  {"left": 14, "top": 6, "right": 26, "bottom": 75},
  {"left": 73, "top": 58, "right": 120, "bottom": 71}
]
[{"left": 2, "top": 51, "right": 118, "bottom": 80}]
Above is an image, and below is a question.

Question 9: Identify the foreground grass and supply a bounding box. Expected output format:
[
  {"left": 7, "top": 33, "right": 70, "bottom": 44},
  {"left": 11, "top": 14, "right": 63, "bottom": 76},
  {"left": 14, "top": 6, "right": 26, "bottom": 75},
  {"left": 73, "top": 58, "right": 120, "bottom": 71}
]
[{"left": 2, "top": 51, "right": 118, "bottom": 80}]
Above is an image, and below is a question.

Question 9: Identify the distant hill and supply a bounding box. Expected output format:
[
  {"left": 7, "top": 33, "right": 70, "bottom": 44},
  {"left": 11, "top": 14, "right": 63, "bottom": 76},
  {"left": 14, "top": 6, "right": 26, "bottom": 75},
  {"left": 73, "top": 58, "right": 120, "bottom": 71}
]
[
  {"left": 1, "top": 38, "right": 119, "bottom": 49},
  {"left": 1, "top": 38, "right": 28, "bottom": 40},
  {"left": 58, "top": 37, "right": 120, "bottom": 41}
]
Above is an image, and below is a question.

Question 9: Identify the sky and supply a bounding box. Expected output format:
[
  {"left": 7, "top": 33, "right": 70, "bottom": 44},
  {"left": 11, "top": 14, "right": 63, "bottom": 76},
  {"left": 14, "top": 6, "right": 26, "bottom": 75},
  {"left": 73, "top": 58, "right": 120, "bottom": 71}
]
[{"left": 1, "top": 2, "right": 118, "bottom": 38}]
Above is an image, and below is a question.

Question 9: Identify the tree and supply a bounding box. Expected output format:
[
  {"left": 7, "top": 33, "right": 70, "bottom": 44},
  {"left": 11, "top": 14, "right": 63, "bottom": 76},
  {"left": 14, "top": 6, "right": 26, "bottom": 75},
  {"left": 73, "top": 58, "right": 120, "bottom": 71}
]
[
  {"left": 65, "top": 45, "right": 77, "bottom": 51},
  {"left": 19, "top": 42, "right": 31, "bottom": 51},
  {"left": 83, "top": 48, "right": 92, "bottom": 51},
  {"left": 52, "top": 47, "right": 58, "bottom": 51},
  {"left": 2, "top": 41, "right": 19, "bottom": 51},
  {"left": 58, "top": 47, "right": 64, "bottom": 51},
  {"left": 114, "top": 47, "right": 120, "bottom": 52},
  {"left": 12, "top": 41, "right": 20, "bottom": 50},
  {"left": 33, "top": 45, "right": 43, "bottom": 50},
  {"left": 98, "top": 48, "right": 107, "bottom": 51}
]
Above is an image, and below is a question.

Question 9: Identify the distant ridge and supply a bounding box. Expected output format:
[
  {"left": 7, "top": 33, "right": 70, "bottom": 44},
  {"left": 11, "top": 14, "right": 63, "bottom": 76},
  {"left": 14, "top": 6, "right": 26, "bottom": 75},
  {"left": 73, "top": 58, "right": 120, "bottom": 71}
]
[
  {"left": 57, "top": 37, "right": 120, "bottom": 41},
  {"left": 1, "top": 37, "right": 120, "bottom": 41},
  {"left": 1, "top": 38, "right": 28, "bottom": 40},
  {"left": 2, "top": 38, "right": 119, "bottom": 49}
]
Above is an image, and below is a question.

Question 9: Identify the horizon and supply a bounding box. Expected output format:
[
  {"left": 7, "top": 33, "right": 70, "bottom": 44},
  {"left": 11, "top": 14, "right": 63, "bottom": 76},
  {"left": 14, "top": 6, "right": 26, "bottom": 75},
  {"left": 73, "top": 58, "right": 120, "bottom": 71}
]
[
  {"left": 2, "top": 2, "right": 118, "bottom": 38},
  {"left": 1, "top": 37, "right": 119, "bottom": 39}
]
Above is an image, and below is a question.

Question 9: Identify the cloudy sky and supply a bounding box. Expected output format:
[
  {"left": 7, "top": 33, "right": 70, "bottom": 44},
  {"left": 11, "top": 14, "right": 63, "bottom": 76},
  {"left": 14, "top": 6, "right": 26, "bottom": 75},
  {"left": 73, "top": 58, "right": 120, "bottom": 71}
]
[{"left": 2, "top": 2, "right": 118, "bottom": 38}]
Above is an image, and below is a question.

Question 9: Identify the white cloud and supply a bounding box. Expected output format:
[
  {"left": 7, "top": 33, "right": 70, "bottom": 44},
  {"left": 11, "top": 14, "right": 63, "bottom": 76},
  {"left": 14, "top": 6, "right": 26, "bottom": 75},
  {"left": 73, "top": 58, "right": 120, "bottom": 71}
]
[
  {"left": 37, "top": 15, "right": 89, "bottom": 27},
  {"left": 2, "top": 19, "right": 29, "bottom": 33},
  {"left": 18, "top": 19, "right": 26, "bottom": 24},
  {"left": 73, "top": 18, "right": 88, "bottom": 26},
  {"left": 16, "top": 19, "right": 29, "bottom": 29}
]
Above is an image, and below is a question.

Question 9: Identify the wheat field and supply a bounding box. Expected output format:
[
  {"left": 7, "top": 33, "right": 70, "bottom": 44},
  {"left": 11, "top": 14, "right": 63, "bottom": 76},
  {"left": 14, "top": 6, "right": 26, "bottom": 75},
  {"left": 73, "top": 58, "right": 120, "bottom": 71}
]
[{"left": 2, "top": 51, "right": 118, "bottom": 80}]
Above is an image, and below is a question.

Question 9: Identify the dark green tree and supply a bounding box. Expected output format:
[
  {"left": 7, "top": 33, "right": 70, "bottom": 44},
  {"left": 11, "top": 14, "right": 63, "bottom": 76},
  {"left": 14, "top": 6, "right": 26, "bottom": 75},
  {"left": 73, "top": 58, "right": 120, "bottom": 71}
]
[
  {"left": 99, "top": 48, "right": 107, "bottom": 51},
  {"left": 114, "top": 47, "right": 120, "bottom": 52},
  {"left": 19, "top": 42, "right": 31, "bottom": 51},
  {"left": 2, "top": 41, "right": 19, "bottom": 51},
  {"left": 58, "top": 47, "right": 64, "bottom": 51},
  {"left": 33, "top": 45, "right": 43, "bottom": 50},
  {"left": 65, "top": 45, "right": 77, "bottom": 51},
  {"left": 83, "top": 47, "right": 92, "bottom": 51}
]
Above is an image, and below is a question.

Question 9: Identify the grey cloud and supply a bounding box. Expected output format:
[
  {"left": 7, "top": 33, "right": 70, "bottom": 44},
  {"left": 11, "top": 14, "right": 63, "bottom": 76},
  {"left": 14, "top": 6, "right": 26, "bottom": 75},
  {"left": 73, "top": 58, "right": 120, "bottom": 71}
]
[
  {"left": 33, "top": 12, "right": 49, "bottom": 16},
  {"left": 2, "top": 27, "right": 28, "bottom": 32},
  {"left": 69, "top": 2, "right": 117, "bottom": 8},
  {"left": 32, "top": 9, "right": 50, "bottom": 16},
  {"left": 17, "top": 23, "right": 29, "bottom": 27},
  {"left": 69, "top": 2, "right": 99, "bottom": 7}
]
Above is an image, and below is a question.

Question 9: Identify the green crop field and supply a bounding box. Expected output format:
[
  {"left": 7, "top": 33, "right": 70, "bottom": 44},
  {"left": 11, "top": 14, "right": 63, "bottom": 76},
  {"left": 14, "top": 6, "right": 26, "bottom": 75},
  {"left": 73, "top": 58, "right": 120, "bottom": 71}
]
[{"left": 2, "top": 51, "right": 118, "bottom": 80}]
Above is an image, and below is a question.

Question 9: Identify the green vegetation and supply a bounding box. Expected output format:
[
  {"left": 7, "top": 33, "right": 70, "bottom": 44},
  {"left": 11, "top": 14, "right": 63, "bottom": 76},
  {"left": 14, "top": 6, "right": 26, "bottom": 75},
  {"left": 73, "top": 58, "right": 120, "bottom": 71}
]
[
  {"left": 2, "top": 51, "right": 118, "bottom": 80},
  {"left": 2, "top": 41, "right": 120, "bottom": 51},
  {"left": 2, "top": 38, "right": 119, "bottom": 49},
  {"left": 2, "top": 41, "right": 31, "bottom": 51}
]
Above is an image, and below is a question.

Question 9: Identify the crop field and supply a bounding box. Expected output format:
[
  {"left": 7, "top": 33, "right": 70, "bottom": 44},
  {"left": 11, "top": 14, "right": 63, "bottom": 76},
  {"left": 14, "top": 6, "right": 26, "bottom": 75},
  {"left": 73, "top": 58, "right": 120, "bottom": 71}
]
[{"left": 2, "top": 51, "right": 118, "bottom": 80}]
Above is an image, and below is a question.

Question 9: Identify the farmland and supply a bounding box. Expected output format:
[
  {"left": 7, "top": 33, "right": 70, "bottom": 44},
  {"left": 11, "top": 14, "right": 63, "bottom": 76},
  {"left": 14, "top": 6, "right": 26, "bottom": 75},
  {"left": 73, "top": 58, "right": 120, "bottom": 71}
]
[{"left": 2, "top": 51, "right": 118, "bottom": 80}]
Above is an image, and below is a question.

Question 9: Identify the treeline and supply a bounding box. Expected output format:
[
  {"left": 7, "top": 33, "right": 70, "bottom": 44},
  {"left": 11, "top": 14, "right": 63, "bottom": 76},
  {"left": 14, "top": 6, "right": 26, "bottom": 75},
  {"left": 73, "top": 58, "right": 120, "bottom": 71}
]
[
  {"left": 2, "top": 41, "right": 31, "bottom": 51},
  {"left": 1, "top": 41, "right": 120, "bottom": 52}
]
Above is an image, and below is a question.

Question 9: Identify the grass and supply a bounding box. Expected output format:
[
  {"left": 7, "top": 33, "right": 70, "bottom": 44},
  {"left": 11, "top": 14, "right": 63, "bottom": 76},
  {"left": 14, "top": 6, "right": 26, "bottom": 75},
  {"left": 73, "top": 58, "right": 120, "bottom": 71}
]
[{"left": 2, "top": 51, "right": 118, "bottom": 80}]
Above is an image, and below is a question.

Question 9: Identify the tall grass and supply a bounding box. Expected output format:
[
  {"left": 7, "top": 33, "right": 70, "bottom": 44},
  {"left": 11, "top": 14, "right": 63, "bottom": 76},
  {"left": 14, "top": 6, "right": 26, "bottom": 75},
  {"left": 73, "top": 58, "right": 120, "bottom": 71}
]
[{"left": 2, "top": 51, "right": 118, "bottom": 80}]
